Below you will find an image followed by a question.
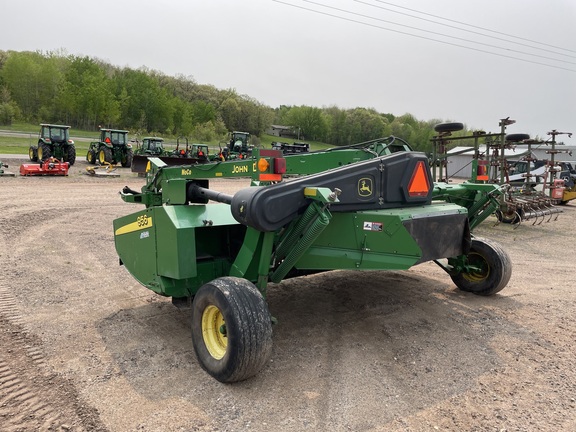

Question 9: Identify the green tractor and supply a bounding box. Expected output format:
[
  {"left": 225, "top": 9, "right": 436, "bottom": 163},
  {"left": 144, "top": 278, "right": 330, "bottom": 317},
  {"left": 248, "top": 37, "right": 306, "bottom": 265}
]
[
  {"left": 214, "top": 131, "right": 252, "bottom": 161},
  {"left": 170, "top": 137, "right": 209, "bottom": 160},
  {"left": 131, "top": 137, "right": 211, "bottom": 173},
  {"left": 29, "top": 124, "right": 76, "bottom": 166},
  {"left": 134, "top": 137, "right": 166, "bottom": 157},
  {"left": 86, "top": 128, "right": 133, "bottom": 167}
]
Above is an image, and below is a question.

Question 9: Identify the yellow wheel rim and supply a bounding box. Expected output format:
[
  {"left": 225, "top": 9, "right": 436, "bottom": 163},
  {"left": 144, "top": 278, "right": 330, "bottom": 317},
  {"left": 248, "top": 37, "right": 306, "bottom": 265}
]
[
  {"left": 463, "top": 252, "right": 489, "bottom": 282},
  {"left": 99, "top": 150, "right": 106, "bottom": 164},
  {"left": 38, "top": 146, "right": 43, "bottom": 160},
  {"left": 202, "top": 305, "right": 227, "bottom": 360}
]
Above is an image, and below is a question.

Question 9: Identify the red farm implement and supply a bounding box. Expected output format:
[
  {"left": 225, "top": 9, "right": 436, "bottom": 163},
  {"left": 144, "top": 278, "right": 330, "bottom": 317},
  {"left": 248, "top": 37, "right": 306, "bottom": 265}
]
[{"left": 20, "top": 158, "right": 69, "bottom": 176}]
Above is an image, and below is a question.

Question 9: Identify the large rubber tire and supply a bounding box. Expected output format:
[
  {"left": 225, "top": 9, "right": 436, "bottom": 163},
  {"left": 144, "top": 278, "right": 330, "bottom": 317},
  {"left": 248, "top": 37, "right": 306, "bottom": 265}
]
[
  {"left": 191, "top": 277, "right": 273, "bottom": 383},
  {"left": 506, "top": 133, "right": 530, "bottom": 143},
  {"left": 86, "top": 149, "right": 96, "bottom": 164},
  {"left": 99, "top": 147, "right": 113, "bottom": 164},
  {"left": 28, "top": 146, "right": 38, "bottom": 162},
  {"left": 450, "top": 237, "right": 512, "bottom": 296},
  {"left": 121, "top": 148, "right": 133, "bottom": 168},
  {"left": 38, "top": 142, "right": 51, "bottom": 161},
  {"left": 434, "top": 122, "right": 464, "bottom": 133},
  {"left": 66, "top": 146, "right": 76, "bottom": 166}
]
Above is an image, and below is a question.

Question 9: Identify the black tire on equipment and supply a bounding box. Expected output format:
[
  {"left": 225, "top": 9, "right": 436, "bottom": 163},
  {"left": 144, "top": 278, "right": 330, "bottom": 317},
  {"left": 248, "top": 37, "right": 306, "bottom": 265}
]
[
  {"left": 434, "top": 122, "right": 464, "bottom": 133},
  {"left": 450, "top": 237, "right": 512, "bottom": 296},
  {"left": 38, "top": 142, "right": 51, "bottom": 161},
  {"left": 191, "top": 276, "right": 273, "bottom": 383},
  {"left": 29, "top": 146, "right": 38, "bottom": 162},
  {"left": 99, "top": 147, "right": 113, "bottom": 164},
  {"left": 122, "top": 148, "right": 133, "bottom": 167},
  {"left": 506, "top": 133, "right": 530, "bottom": 143},
  {"left": 66, "top": 146, "right": 76, "bottom": 166},
  {"left": 86, "top": 150, "right": 96, "bottom": 164}
]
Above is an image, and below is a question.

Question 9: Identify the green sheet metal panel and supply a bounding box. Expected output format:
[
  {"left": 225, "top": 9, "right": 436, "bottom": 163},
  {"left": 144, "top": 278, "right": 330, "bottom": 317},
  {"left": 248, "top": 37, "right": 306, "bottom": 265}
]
[
  {"left": 155, "top": 204, "right": 238, "bottom": 279},
  {"left": 114, "top": 204, "right": 239, "bottom": 297},
  {"left": 155, "top": 207, "right": 196, "bottom": 279},
  {"left": 113, "top": 208, "right": 159, "bottom": 291},
  {"left": 296, "top": 203, "right": 467, "bottom": 271}
]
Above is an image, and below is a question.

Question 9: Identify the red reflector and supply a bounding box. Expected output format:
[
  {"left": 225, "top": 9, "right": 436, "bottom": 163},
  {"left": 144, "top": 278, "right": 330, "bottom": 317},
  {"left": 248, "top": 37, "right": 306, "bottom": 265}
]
[
  {"left": 477, "top": 160, "right": 488, "bottom": 180},
  {"left": 274, "top": 158, "right": 286, "bottom": 174},
  {"left": 408, "top": 161, "right": 430, "bottom": 197},
  {"left": 259, "top": 173, "right": 282, "bottom": 182},
  {"left": 259, "top": 149, "right": 283, "bottom": 157}
]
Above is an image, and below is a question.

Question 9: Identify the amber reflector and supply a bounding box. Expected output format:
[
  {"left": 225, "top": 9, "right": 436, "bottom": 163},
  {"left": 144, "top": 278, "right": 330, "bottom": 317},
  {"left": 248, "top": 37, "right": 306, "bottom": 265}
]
[{"left": 257, "top": 158, "right": 269, "bottom": 172}]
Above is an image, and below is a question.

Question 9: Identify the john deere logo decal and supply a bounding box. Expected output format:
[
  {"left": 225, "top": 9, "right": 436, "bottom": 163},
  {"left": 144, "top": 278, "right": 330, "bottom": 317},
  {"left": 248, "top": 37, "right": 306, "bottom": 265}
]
[{"left": 358, "top": 177, "right": 373, "bottom": 197}]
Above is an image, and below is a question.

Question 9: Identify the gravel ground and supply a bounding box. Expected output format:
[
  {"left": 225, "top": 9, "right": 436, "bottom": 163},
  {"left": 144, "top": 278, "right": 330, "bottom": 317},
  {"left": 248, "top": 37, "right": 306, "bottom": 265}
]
[{"left": 0, "top": 156, "right": 575, "bottom": 432}]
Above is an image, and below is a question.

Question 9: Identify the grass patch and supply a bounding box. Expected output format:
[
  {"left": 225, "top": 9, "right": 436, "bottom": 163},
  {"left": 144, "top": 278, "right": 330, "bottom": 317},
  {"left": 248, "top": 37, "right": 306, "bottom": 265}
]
[
  {"left": 0, "top": 135, "right": 90, "bottom": 155},
  {"left": 0, "top": 135, "right": 36, "bottom": 154}
]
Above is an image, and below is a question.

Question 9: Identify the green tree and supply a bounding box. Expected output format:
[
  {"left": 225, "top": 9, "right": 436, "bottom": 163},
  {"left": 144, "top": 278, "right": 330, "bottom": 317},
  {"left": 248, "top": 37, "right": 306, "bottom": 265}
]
[
  {"left": 220, "top": 97, "right": 241, "bottom": 131},
  {"left": 285, "top": 105, "right": 327, "bottom": 141},
  {"left": 341, "top": 108, "right": 388, "bottom": 144},
  {"left": 190, "top": 100, "right": 216, "bottom": 125},
  {"left": 58, "top": 55, "right": 119, "bottom": 129},
  {"left": 113, "top": 68, "right": 175, "bottom": 132},
  {"left": 0, "top": 85, "right": 20, "bottom": 125},
  {"left": 1, "top": 51, "right": 64, "bottom": 121}
]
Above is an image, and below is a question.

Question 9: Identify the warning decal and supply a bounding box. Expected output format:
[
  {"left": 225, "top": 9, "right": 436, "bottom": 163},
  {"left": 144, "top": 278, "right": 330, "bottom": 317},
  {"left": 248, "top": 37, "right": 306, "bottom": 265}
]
[{"left": 363, "top": 222, "right": 383, "bottom": 231}]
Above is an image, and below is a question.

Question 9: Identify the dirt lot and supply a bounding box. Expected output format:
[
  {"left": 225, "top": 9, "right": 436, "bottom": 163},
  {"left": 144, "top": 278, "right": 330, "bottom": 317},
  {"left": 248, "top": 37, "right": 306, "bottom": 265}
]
[{"left": 1, "top": 156, "right": 575, "bottom": 432}]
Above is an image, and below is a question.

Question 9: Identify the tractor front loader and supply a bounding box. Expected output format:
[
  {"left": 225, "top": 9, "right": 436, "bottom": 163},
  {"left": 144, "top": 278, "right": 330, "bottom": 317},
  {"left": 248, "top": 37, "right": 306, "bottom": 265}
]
[
  {"left": 131, "top": 137, "right": 211, "bottom": 173},
  {"left": 113, "top": 143, "right": 510, "bottom": 383}
]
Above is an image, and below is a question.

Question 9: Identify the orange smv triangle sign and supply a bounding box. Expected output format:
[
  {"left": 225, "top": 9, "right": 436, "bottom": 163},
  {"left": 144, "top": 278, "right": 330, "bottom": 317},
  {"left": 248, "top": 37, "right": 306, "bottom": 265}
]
[{"left": 408, "top": 161, "right": 430, "bottom": 197}]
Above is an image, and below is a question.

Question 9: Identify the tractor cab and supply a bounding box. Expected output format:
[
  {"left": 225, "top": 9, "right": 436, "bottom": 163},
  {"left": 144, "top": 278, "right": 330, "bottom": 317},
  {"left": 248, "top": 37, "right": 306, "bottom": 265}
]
[
  {"left": 217, "top": 131, "right": 252, "bottom": 161},
  {"left": 101, "top": 129, "right": 128, "bottom": 146},
  {"left": 190, "top": 144, "right": 209, "bottom": 161},
  {"left": 41, "top": 124, "right": 70, "bottom": 144},
  {"left": 229, "top": 131, "right": 250, "bottom": 153},
  {"left": 140, "top": 137, "right": 165, "bottom": 156}
]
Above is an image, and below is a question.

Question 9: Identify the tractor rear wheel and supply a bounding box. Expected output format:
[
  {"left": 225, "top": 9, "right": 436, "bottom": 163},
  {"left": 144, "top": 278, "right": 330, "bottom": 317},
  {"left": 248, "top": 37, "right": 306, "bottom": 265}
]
[
  {"left": 122, "top": 148, "right": 133, "bottom": 167},
  {"left": 191, "top": 277, "right": 273, "bottom": 383},
  {"left": 38, "top": 143, "right": 51, "bottom": 161},
  {"left": 450, "top": 237, "right": 512, "bottom": 296},
  {"left": 99, "top": 147, "right": 112, "bottom": 164},
  {"left": 66, "top": 146, "right": 76, "bottom": 166}
]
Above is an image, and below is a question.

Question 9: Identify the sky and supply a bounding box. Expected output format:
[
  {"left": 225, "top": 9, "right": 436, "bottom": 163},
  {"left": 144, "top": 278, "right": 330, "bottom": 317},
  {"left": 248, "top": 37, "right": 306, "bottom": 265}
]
[{"left": 1, "top": 0, "right": 575, "bottom": 142}]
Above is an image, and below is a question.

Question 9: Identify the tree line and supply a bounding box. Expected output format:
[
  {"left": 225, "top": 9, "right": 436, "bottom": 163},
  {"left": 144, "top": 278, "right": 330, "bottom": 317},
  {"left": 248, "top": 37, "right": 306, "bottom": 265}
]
[{"left": 0, "top": 50, "right": 462, "bottom": 152}]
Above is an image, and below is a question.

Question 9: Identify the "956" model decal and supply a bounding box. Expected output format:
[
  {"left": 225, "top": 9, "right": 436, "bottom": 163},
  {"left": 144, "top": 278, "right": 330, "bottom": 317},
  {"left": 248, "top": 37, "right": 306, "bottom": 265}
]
[{"left": 115, "top": 215, "right": 153, "bottom": 235}]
